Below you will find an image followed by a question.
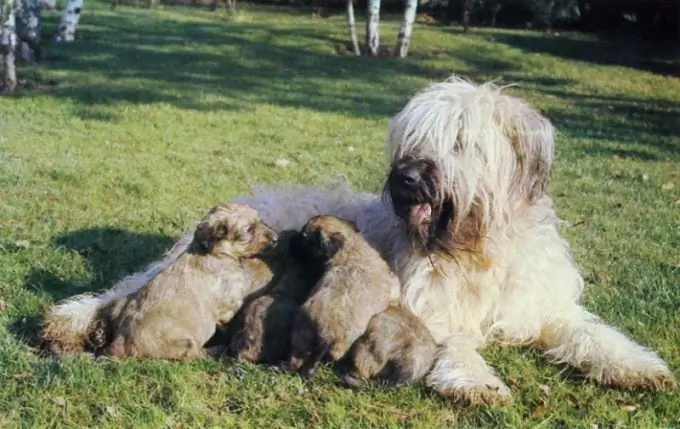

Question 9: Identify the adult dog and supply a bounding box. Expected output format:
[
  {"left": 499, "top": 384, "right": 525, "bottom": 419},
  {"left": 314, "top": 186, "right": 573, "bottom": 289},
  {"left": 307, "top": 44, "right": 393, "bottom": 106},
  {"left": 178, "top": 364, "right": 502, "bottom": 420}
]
[{"left": 45, "top": 75, "right": 676, "bottom": 405}]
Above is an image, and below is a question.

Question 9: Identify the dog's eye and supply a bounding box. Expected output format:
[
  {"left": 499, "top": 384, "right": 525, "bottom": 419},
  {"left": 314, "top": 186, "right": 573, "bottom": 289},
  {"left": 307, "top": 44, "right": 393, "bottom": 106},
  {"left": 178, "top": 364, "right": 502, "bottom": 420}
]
[
  {"left": 217, "top": 225, "right": 228, "bottom": 237},
  {"left": 247, "top": 225, "right": 255, "bottom": 234}
]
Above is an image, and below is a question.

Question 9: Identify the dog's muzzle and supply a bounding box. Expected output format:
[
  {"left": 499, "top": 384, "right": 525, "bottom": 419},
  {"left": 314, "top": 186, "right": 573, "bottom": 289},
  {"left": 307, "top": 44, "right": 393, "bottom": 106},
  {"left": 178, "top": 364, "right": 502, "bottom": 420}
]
[{"left": 386, "top": 159, "right": 437, "bottom": 228}]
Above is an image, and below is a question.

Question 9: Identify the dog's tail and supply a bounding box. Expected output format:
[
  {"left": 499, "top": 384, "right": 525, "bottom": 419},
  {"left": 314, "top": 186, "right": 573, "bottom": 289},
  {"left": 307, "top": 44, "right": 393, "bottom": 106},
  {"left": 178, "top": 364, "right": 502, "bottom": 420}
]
[{"left": 41, "top": 233, "right": 194, "bottom": 356}]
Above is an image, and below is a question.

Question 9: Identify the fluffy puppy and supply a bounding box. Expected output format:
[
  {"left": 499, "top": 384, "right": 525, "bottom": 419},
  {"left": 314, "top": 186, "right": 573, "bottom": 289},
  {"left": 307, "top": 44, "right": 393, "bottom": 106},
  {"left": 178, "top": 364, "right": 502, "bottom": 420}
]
[
  {"left": 337, "top": 303, "right": 437, "bottom": 388},
  {"left": 226, "top": 230, "right": 324, "bottom": 364},
  {"left": 96, "top": 203, "right": 277, "bottom": 360},
  {"left": 287, "top": 215, "right": 400, "bottom": 379}
]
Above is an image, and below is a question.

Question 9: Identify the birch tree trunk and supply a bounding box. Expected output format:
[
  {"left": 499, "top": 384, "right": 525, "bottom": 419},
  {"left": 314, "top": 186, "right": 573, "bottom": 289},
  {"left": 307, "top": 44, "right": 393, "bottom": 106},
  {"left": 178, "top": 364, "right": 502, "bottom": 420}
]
[
  {"left": 365, "top": 0, "right": 380, "bottom": 56},
  {"left": 54, "top": 0, "right": 82, "bottom": 42},
  {"left": 394, "top": 0, "right": 417, "bottom": 58},
  {"left": 346, "top": 0, "right": 359, "bottom": 55},
  {"left": 462, "top": 0, "right": 471, "bottom": 33},
  {"left": 1, "top": 0, "right": 18, "bottom": 93},
  {"left": 15, "top": 0, "right": 41, "bottom": 61}
]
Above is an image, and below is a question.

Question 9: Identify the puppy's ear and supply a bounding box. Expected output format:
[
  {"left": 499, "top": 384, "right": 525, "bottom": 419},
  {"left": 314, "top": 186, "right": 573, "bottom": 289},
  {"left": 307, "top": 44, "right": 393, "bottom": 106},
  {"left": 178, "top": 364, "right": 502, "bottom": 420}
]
[
  {"left": 193, "top": 222, "right": 213, "bottom": 252},
  {"left": 321, "top": 232, "right": 345, "bottom": 258},
  {"left": 346, "top": 220, "right": 360, "bottom": 233}
]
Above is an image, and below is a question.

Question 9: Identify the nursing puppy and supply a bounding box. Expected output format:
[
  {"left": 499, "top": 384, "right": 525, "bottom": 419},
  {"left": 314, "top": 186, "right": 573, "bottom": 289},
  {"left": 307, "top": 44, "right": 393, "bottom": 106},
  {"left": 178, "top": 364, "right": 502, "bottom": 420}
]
[
  {"left": 337, "top": 303, "right": 437, "bottom": 388},
  {"left": 227, "top": 230, "right": 324, "bottom": 364},
  {"left": 287, "top": 215, "right": 400, "bottom": 379},
  {"left": 96, "top": 203, "right": 277, "bottom": 360}
]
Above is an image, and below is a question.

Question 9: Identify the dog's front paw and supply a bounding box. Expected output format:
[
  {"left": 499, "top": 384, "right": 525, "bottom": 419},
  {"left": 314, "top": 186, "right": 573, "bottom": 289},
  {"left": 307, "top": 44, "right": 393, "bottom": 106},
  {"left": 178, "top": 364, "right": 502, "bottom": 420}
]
[
  {"left": 600, "top": 367, "right": 677, "bottom": 392},
  {"left": 435, "top": 376, "right": 513, "bottom": 406}
]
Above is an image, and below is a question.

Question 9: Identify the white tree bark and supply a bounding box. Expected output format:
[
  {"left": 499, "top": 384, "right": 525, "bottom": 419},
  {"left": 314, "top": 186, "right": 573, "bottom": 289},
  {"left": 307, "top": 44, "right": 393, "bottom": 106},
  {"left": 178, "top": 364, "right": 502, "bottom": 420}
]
[
  {"left": 54, "top": 0, "right": 82, "bottom": 42},
  {"left": 365, "top": 0, "right": 380, "bottom": 56},
  {"left": 346, "top": 0, "right": 360, "bottom": 55},
  {"left": 394, "top": 0, "right": 417, "bottom": 58},
  {"left": 1, "top": 0, "right": 18, "bottom": 93},
  {"left": 15, "top": 0, "right": 41, "bottom": 60}
]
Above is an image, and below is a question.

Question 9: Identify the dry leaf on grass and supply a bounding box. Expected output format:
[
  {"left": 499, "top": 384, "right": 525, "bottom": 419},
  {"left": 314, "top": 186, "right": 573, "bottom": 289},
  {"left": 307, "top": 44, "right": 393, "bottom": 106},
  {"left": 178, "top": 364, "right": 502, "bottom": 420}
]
[
  {"left": 530, "top": 400, "right": 549, "bottom": 420},
  {"left": 53, "top": 397, "right": 67, "bottom": 407},
  {"left": 661, "top": 182, "right": 674, "bottom": 190},
  {"left": 13, "top": 372, "right": 32, "bottom": 380},
  {"left": 274, "top": 158, "right": 291, "bottom": 168},
  {"left": 14, "top": 240, "right": 30, "bottom": 249},
  {"left": 0, "top": 300, "right": 5, "bottom": 311}
]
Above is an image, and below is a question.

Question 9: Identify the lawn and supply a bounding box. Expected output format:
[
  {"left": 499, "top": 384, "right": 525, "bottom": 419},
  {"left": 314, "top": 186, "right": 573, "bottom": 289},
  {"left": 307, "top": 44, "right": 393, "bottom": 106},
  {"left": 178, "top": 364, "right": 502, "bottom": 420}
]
[{"left": 0, "top": 1, "right": 679, "bottom": 427}]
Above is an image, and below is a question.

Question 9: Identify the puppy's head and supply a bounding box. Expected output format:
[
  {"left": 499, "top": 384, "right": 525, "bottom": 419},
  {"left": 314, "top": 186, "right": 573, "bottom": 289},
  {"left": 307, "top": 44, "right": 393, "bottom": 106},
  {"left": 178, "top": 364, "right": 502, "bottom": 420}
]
[
  {"left": 291, "top": 215, "right": 360, "bottom": 263},
  {"left": 193, "top": 203, "right": 277, "bottom": 259}
]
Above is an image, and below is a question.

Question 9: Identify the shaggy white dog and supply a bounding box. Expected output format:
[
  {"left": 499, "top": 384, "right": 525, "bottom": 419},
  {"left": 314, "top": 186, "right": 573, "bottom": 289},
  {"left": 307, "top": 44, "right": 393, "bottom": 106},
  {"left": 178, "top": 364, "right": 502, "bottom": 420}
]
[{"left": 43, "top": 75, "right": 676, "bottom": 404}]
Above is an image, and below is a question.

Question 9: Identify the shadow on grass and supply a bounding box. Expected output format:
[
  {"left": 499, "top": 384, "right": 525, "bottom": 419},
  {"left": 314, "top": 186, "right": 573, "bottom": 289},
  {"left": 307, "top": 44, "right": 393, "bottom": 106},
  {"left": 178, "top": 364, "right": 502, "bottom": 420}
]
[
  {"left": 18, "top": 5, "right": 679, "bottom": 162},
  {"left": 11, "top": 227, "right": 177, "bottom": 348},
  {"left": 499, "top": 74, "right": 680, "bottom": 161},
  {"left": 490, "top": 31, "right": 680, "bottom": 77},
  {"left": 20, "top": 6, "right": 447, "bottom": 121}
]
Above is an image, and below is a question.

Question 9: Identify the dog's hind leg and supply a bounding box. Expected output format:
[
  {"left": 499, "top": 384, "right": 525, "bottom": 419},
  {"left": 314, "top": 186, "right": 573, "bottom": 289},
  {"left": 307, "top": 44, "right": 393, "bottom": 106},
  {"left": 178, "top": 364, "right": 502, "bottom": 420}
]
[
  {"left": 539, "top": 306, "right": 676, "bottom": 390},
  {"left": 425, "top": 333, "right": 512, "bottom": 406}
]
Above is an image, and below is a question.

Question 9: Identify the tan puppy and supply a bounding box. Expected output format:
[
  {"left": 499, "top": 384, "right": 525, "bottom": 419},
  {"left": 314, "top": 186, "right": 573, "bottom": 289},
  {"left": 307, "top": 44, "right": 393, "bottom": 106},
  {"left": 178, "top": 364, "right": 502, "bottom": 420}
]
[
  {"left": 96, "top": 203, "right": 277, "bottom": 360},
  {"left": 287, "top": 215, "right": 400, "bottom": 379},
  {"left": 337, "top": 303, "right": 437, "bottom": 388}
]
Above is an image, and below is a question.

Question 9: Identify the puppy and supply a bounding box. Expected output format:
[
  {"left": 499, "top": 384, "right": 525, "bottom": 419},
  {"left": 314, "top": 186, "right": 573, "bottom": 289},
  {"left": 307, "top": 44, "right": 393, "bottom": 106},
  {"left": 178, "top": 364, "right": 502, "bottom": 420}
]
[
  {"left": 337, "top": 303, "right": 437, "bottom": 388},
  {"left": 287, "top": 215, "right": 401, "bottom": 378},
  {"left": 226, "top": 230, "right": 324, "bottom": 364},
  {"left": 96, "top": 202, "right": 277, "bottom": 360}
]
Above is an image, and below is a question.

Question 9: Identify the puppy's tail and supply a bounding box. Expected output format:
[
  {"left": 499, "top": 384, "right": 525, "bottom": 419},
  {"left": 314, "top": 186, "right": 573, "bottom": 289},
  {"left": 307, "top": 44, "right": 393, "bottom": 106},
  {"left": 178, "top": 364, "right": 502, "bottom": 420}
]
[{"left": 41, "top": 233, "right": 193, "bottom": 356}]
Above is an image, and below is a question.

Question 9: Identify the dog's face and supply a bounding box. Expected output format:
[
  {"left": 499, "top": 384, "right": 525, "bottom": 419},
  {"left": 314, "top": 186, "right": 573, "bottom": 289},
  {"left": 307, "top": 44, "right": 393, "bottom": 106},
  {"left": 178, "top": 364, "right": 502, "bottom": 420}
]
[
  {"left": 291, "top": 215, "right": 359, "bottom": 262},
  {"left": 193, "top": 203, "right": 278, "bottom": 259},
  {"left": 383, "top": 154, "right": 459, "bottom": 253}
]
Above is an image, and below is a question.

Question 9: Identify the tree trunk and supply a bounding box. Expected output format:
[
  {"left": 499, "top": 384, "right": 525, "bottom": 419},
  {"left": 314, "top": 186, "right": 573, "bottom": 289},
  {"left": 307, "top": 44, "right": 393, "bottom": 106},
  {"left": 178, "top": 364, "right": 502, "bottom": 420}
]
[
  {"left": 1, "top": 0, "right": 18, "bottom": 93},
  {"left": 54, "top": 0, "right": 82, "bottom": 42},
  {"left": 147, "top": 0, "right": 158, "bottom": 8},
  {"left": 394, "top": 0, "right": 417, "bottom": 58},
  {"left": 346, "top": 0, "right": 359, "bottom": 55},
  {"left": 462, "top": 0, "right": 472, "bottom": 33},
  {"left": 365, "top": 0, "right": 380, "bottom": 56},
  {"left": 226, "top": 0, "right": 234, "bottom": 14},
  {"left": 490, "top": 2, "right": 501, "bottom": 27},
  {"left": 15, "top": 0, "right": 41, "bottom": 61}
]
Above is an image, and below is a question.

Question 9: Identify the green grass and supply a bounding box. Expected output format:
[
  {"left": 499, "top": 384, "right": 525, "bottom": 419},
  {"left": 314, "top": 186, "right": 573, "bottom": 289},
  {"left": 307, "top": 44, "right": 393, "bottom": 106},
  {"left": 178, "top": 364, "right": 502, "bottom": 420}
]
[{"left": 1, "top": 2, "right": 679, "bottom": 427}]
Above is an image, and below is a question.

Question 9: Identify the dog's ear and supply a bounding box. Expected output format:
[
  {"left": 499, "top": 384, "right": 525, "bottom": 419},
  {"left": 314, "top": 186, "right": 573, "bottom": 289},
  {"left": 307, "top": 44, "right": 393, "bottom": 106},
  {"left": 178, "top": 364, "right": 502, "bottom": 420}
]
[
  {"left": 346, "top": 220, "right": 360, "bottom": 233},
  {"left": 321, "top": 232, "right": 345, "bottom": 258},
  {"left": 193, "top": 221, "right": 214, "bottom": 252},
  {"left": 506, "top": 103, "right": 554, "bottom": 201}
]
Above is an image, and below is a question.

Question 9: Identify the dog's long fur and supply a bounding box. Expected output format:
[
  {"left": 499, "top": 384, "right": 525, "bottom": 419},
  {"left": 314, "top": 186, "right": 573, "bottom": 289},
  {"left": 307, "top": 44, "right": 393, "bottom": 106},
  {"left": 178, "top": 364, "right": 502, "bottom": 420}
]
[{"left": 43, "top": 76, "right": 676, "bottom": 403}]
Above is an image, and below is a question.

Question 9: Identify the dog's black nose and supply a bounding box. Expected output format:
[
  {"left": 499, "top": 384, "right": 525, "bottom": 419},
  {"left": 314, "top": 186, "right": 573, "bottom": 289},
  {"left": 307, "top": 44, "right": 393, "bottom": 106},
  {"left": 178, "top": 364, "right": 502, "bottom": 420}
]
[{"left": 397, "top": 168, "right": 421, "bottom": 187}]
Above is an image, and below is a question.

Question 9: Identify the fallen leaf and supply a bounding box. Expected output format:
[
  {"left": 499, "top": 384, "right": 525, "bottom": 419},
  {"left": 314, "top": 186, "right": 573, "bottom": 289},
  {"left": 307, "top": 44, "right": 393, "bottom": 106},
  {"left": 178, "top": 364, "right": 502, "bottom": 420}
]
[
  {"left": 105, "top": 405, "right": 118, "bottom": 417},
  {"left": 530, "top": 402, "right": 549, "bottom": 419},
  {"left": 14, "top": 240, "right": 30, "bottom": 249},
  {"left": 274, "top": 158, "right": 291, "bottom": 168},
  {"left": 592, "top": 425, "right": 599, "bottom": 429},
  {"left": 621, "top": 404, "right": 638, "bottom": 412},
  {"left": 347, "top": 146, "right": 355, "bottom": 153},
  {"left": 13, "top": 372, "right": 31, "bottom": 380},
  {"left": 539, "top": 384, "right": 550, "bottom": 395},
  {"left": 661, "top": 182, "right": 674, "bottom": 190},
  {"left": 53, "top": 397, "right": 66, "bottom": 407},
  {"left": 0, "top": 300, "right": 5, "bottom": 311},
  {"left": 642, "top": 174, "right": 649, "bottom": 181}
]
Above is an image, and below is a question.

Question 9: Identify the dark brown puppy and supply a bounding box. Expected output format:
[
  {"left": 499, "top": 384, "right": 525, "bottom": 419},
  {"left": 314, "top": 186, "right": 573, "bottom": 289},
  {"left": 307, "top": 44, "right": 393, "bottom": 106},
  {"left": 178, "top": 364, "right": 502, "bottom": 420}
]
[
  {"left": 336, "top": 303, "right": 437, "bottom": 388},
  {"left": 226, "top": 230, "right": 323, "bottom": 364},
  {"left": 93, "top": 203, "right": 277, "bottom": 360},
  {"left": 287, "top": 215, "right": 401, "bottom": 379}
]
